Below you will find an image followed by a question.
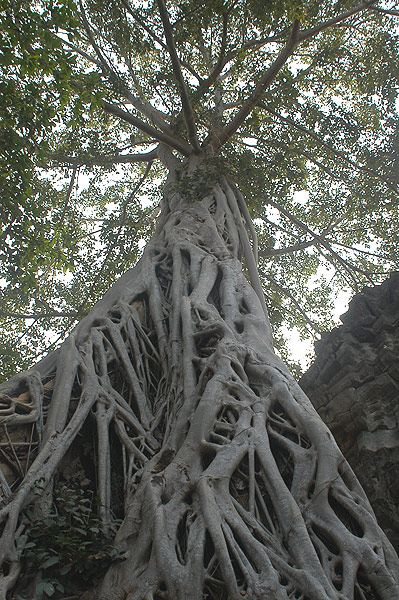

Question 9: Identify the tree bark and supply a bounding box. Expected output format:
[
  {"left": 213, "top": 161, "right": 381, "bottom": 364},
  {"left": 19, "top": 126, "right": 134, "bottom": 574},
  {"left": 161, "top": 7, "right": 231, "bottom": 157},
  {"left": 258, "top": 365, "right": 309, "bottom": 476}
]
[{"left": 0, "top": 160, "right": 398, "bottom": 600}]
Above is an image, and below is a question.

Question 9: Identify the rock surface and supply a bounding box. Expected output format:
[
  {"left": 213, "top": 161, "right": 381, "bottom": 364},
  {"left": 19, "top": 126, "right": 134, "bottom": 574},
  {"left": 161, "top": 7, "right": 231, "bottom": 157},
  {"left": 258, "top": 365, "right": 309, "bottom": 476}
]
[{"left": 300, "top": 272, "right": 399, "bottom": 552}]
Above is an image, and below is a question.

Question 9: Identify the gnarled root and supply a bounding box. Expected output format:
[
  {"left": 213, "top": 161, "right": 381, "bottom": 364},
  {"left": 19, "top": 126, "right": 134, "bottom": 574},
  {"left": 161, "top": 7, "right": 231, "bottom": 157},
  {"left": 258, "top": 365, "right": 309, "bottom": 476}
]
[{"left": 1, "top": 180, "right": 398, "bottom": 600}]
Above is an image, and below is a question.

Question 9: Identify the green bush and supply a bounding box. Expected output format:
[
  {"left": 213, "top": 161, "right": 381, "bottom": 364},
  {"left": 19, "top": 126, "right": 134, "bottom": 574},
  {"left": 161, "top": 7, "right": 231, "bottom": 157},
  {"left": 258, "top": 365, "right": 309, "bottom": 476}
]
[{"left": 17, "top": 484, "right": 125, "bottom": 598}]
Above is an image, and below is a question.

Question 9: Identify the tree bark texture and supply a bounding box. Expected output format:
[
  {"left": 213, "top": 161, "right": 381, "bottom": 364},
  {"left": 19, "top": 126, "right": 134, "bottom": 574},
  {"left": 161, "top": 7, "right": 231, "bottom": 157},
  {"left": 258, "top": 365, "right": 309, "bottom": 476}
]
[{"left": 1, "top": 166, "right": 398, "bottom": 600}]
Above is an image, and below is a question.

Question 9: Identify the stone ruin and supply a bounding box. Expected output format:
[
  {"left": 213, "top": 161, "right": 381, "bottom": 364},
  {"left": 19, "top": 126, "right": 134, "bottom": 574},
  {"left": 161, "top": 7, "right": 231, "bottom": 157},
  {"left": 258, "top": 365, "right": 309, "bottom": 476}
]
[{"left": 300, "top": 272, "right": 399, "bottom": 553}]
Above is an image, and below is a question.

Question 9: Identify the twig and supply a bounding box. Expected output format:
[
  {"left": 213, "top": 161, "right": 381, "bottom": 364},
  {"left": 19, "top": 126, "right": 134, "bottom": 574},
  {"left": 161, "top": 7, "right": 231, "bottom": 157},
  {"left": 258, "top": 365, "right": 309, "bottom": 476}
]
[
  {"left": 51, "top": 33, "right": 101, "bottom": 66},
  {"left": 190, "top": 12, "right": 229, "bottom": 103}
]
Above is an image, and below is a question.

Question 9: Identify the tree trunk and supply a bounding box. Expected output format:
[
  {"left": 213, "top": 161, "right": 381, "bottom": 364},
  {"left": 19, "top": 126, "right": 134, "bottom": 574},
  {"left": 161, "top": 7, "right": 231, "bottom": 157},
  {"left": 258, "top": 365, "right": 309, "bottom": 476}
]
[{"left": 1, "top": 161, "right": 398, "bottom": 600}]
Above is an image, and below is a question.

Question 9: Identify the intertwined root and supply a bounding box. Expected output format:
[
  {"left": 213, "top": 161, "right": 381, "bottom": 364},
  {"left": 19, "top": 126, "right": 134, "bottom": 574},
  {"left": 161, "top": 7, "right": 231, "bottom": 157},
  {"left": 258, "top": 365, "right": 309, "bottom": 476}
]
[{"left": 1, "top": 181, "right": 398, "bottom": 600}]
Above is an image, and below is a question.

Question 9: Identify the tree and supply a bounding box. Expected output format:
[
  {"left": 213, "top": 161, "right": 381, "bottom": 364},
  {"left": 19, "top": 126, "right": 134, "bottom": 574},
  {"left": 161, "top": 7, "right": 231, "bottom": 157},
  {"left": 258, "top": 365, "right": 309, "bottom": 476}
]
[{"left": 1, "top": 1, "right": 399, "bottom": 598}]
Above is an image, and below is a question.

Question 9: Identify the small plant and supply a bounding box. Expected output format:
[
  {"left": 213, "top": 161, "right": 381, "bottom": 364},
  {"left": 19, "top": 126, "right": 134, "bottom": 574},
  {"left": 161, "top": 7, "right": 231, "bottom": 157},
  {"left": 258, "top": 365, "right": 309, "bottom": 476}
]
[
  {"left": 17, "top": 484, "right": 125, "bottom": 598},
  {"left": 174, "top": 158, "right": 223, "bottom": 203}
]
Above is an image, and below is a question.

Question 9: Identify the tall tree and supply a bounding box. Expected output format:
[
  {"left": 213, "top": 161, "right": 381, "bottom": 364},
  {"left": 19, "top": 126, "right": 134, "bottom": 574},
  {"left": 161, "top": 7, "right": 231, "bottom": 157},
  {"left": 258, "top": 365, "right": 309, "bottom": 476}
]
[{"left": 1, "top": 1, "right": 399, "bottom": 598}]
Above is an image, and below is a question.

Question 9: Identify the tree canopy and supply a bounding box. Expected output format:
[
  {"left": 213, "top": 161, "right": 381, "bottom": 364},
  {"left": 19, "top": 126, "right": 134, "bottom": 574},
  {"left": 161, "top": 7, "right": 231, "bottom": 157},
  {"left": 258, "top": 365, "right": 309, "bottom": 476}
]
[{"left": 1, "top": 0, "right": 399, "bottom": 380}]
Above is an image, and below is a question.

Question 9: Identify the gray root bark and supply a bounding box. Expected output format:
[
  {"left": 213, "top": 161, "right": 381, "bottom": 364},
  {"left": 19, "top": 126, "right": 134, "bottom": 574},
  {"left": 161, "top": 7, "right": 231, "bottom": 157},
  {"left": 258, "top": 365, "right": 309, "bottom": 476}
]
[{"left": 0, "top": 165, "right": 398, "bottom": 600}]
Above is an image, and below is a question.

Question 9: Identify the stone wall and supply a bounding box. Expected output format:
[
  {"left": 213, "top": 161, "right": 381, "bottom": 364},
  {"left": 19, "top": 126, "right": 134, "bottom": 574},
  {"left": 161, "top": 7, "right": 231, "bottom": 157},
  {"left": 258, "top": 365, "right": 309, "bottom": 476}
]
[{"left": 300, "top": 272, "right": 399, "bottom": 552}]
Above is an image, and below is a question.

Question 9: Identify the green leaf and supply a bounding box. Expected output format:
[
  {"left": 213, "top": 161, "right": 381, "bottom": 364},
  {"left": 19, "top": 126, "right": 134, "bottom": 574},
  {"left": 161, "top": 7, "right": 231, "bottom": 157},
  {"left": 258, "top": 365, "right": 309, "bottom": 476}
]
[
  {"left": 41, "top": 556, "right": 60, "bottom": 569},
  {"left": 35, "top": 580, "right": 56, "bottom": 597},
  {"left": 59, "top": 564, "right": 72, "bottom": 575}
]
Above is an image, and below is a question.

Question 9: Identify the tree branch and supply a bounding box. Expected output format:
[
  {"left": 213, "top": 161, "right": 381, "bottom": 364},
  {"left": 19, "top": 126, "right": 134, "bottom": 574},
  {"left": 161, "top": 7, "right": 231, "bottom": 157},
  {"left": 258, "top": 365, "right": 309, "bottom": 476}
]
[
  {"left": 207, "top": 21, "right": 300, "bottom": 151},
  {"left": 255, "top": 211, "right": 303, "bottom": 240},
  {"left": 190, "top": 12, "right": 229, "bottom": 103},
  {"left": 102, "top": 101, "right": 192, "bottom": 155},
  {"left": 264, "top": 198, "right": 376, "bottom": 289},
  {"left": 298, "top": 0, "right": 380, "bottom": 42},
  {"left": 257, "top": 209, "right": 344, "bottom": 257},
  {"left": 254, "top": 136, "right": 338, "bottom": 180},
  {"left": 316, "top": 245, "right": 361, "bottom": 291},
  {"left": 76, "top": 161, "right": 154, "bottom": 314},
  {"left": 331, "top": 240, "right": 392, "bottom": 260},
  {"left": 371, "top": 6, "right": 399, "bottom": 16},
  {"left": 297, "top": 149, "right": 337, "bottom": 180},
  {"left": 52, "top": 33, "right": 102, "bottom": 66},
  {"left": 51, "top": 148, "right": 159, "bottom": 167},
  {"left": 79, "top": 0, "right": 113, "bottom": 72},
  {"left": 120, "top": 0, "right": 203, "bottom": 83},
  {"left": 259, "top": 269, "right": 322, "bottom": 334},
  {"left": 260, "top": 239, "right": 316, "bottom": 257},
  {"left": 155, "top": 0, "right": 200, "bottom": 152},
  {"left": 59, "top": 164, "right": 78, "bottom": 224},
  {"left": 258, "top": 104, "right": 399, "bottom": 193},
  {"left": 79, "top": 0, "right": 179, "bottom": 140},
  {"left": 0, "top": 311, "right": 80, "bottom": 320},
  {"left": 205, "top": 2, "right": 382, "bottom": 152}
]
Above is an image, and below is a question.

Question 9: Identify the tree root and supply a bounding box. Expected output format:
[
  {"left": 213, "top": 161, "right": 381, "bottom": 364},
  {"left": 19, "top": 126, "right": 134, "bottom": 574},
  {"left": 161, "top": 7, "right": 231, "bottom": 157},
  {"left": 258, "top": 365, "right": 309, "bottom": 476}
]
[{"left": 0, "top": 179, "right": 398, "bottom": 600}]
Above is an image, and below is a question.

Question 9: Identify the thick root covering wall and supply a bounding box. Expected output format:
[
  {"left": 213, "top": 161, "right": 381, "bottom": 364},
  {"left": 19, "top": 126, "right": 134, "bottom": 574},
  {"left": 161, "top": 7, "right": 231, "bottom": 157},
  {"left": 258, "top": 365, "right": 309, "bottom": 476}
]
[{"left": 1, "top": 176, "right": 398, "bottom": 600}]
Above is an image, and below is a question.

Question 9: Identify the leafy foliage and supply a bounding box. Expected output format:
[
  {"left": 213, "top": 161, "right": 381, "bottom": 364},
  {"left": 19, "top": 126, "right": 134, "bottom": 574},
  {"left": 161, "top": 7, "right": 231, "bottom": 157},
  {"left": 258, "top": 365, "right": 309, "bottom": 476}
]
[
  {"left": 17, "top": 483, "right": 124, "bottom": 598},
  {"left": 1, "top": 0, "right": 399, "bottom": 377}
]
